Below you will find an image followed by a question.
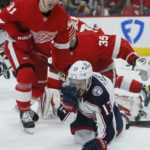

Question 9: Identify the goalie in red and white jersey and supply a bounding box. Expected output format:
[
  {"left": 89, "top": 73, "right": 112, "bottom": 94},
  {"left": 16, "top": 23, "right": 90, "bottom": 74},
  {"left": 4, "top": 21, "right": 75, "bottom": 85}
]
[{"left": 0, "top": 0, "right": 76, "bottom": 133}]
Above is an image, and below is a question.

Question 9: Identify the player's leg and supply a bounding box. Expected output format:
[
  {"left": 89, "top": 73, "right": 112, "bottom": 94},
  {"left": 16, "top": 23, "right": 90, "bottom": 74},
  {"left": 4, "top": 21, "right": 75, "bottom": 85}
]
[
  {"left": 113, "top": 103, "right": 125, "bottom": 136},
  {"left": 38, "top": 65, "right": 63, "bottom": 118},
  {"left": 5, "top": 41, "right": 38, "bottom": 133},
  {"left": 30, "top": 52, "right": 49, "bottom": 117},
  {"left": 31, "top": 52, "right": 48, "bottom": 99},
  {"left": 70, "top": 111, "right": 97, "bottom": 144}
]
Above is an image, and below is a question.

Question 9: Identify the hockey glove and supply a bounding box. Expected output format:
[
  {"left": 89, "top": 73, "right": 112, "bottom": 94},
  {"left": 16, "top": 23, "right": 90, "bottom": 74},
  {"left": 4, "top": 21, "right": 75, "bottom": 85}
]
[
  {"left": 14, "top": 32, "right": 33, "bottom": 52},
  {"left": 57, "top": 104, "right": 70, "bottom": 121},
  {"left": 82, "top": 138, "right": 107, "bottom": 150},
  {"left": 61, "top": 83, "right": 80, "bottom": 112},
  {"left": 133, "top": 57, "right": 150, "bottom": 81}
]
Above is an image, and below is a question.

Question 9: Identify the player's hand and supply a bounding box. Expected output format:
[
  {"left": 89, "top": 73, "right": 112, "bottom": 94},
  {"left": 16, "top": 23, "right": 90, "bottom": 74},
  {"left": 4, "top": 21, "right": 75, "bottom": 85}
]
[
  {"left": 61, "top": 83, "right": 80, "bottom": 112},
  {"left": 82, "top": 138, "right": 107, "bottom": 150},
  {"left": 57, "top": 104, "right": 70, "bottom": 121}
]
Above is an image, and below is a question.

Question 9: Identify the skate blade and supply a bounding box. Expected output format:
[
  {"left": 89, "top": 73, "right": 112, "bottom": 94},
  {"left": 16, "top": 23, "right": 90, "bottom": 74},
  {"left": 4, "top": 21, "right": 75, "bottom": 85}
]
[{"left": 23, "top": 127, "right": 34, "bottom": 134}]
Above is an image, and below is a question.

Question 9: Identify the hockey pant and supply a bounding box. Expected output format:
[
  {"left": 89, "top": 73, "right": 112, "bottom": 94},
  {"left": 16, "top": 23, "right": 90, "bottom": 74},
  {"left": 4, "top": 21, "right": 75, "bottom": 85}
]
[{"left": 70, "top": 108, "right": 123, "bottom": 144}]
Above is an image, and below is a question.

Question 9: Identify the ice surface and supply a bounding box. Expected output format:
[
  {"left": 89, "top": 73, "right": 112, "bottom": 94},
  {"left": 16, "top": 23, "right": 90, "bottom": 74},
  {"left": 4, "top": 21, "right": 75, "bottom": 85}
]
[{"left": 0, "top": 60, "right": 150, "bottom": 150}]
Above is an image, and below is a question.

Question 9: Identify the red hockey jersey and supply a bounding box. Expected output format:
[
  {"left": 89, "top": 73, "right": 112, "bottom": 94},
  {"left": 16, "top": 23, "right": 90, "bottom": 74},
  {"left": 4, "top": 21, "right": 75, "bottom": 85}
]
[
  {"left": 70, "top": 16, "right": 104, "bottom": 34},
  {"left": 48, "top": 30, "right": 138, "bottom": 89},
  {"left": 52, "top": 31, "right": 135, "bottom": 74},
  {"left": 0, "top": 0, "right": 72, "bottom": 56}
]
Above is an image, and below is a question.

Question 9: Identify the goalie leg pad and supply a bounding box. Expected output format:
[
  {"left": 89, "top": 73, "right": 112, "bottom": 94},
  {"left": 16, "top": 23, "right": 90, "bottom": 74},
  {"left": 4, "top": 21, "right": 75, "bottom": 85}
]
[
  {"left": 115, "top": 92, "right": 142, "bottom": 121},
  {"left": 38, "top": 87, "right": 61, "bottom": 118}
]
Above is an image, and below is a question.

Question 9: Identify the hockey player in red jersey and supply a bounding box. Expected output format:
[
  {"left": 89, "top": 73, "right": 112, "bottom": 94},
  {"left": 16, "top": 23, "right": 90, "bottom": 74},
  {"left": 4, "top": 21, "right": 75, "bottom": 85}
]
[
  {"left": 46, "top": 29, "right": 150, "bottom": 122},
  {"left": 48, "top": 30, "right": 139, "bottom": 88},
  {"left": 70, "top": 16, "right": 104, "bottom": 34},
  {"left": 0, "top": 0, "right": 75, "bottom": 133}
]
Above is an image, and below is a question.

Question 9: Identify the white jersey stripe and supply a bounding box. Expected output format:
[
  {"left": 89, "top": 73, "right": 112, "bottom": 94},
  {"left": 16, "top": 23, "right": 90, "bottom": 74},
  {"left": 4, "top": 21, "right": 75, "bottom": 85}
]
[
  {"left": 48, "top": 71, "right": 60, "bottom": 80},
  {"left": 112, "top": 36, "right": 121, "bottom": 58},
  {"left": 120, "top": 77, "right": 133, "bottom": 91},
  {"left": 8, "top": 41, "right": 20, "bottom": 68},
  {"left": 54, "top": 42, "right": 70, "bottom": 49},
  {"left": 16, "top": 90, "right": 32, "bottom": 102},
  {"left": 0, "top": 19, "right": 5, "bottom": 24}
]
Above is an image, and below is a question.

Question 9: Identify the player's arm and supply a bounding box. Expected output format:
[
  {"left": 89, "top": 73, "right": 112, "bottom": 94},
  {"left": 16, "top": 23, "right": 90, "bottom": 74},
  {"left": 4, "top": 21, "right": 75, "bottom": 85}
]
[
  {"left": 116, "top": 37, "right": 150, "bottom": 80},
  {"left": 95, "top": 101, "right": 115, "bottom": 144},
  {"left": 0, "top": 2, "right": 23, "bottom": 38},
  {"left": 104, "top": 34, "right": 150, "bottom": 81},
  {"left": 57, "top": 80, "right": 80, "bottom": 124},
  {"left": 54, "top": 12, "right": 75, "bottom": 51},
  {"left": 82, "top": 76, "right": 116, "bottom": 150},
  {"left": 0, "top": 2, "right": 32, "bottom": 52},
  {"left": 116, "top": 37, "right": 139, "bottom": 65},
  {"left": 82, "top": 100, "right": 113, "bottom": 150}
]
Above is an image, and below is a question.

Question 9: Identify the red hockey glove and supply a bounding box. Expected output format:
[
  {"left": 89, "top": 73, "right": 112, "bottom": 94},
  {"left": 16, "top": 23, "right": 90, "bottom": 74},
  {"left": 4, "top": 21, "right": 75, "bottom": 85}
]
[{"left": 14, "top": 32, "right": 33, "bottom": 52}]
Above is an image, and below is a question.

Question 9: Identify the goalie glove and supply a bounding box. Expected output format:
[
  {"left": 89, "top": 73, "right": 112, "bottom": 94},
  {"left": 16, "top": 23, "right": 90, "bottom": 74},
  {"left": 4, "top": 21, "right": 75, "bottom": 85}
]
[
  {"left": 82, "top": 138, "right": 107, "bottom": 150},
  {"left": 61, "top": 83, "right": 80, "bottom": 112},
  {"left": 133, "top": 57, "right": 150, "bottom": 81}
]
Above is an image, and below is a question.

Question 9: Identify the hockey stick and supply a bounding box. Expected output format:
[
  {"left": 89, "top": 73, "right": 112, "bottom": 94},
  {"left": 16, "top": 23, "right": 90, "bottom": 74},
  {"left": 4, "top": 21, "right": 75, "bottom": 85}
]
[
  {"left": 47, "top": 62, "right": 65, "bottom": 81},
  {"left": 127, "top": 120, "right": 150, "bottom": 128},
  {"left": 144, "top": 94, "right": 150, "bottom": 107},
  {"left": 32, "top": 48, "right": 66, "bottom": 81}
]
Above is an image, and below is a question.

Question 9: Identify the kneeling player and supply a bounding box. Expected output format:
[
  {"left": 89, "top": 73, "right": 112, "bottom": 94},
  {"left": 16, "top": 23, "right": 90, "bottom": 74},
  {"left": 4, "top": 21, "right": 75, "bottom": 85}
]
[{"left": 58, "top": 61, "right": 125, "bottom": 150}]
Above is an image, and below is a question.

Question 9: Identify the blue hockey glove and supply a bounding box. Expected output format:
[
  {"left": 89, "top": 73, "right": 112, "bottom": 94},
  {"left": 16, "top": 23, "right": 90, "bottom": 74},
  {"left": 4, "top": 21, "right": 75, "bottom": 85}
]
[
  {"left": 61, "top": 83, "right": 80, "bottom": 112},
  {"left": 82, "top": 138, "right": 107, "bottom": 150}
]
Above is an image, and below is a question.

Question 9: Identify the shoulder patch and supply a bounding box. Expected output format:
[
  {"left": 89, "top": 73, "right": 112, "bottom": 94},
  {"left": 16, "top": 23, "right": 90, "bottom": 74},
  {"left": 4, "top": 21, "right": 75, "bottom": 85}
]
[{"left": 92, "top": 86, "right": 103, "bottom": 96}]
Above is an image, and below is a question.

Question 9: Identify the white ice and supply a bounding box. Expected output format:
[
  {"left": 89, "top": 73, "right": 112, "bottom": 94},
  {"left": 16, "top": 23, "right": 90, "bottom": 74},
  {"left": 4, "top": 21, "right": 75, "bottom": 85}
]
[{"left": 0, "top": 59, "right": 150, "bottom": 150}]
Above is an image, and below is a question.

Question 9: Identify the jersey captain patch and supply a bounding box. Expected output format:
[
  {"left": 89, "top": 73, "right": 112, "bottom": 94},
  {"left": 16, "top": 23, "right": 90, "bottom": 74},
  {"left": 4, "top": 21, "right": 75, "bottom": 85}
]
[{"left": 92, "top": 86, "right": 103, "bottom": 96}]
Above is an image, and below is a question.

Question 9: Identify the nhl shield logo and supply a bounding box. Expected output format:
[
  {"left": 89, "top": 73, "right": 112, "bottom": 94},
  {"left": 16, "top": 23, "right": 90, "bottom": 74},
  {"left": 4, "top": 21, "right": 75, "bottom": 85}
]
[
  {"left": 92, "top": 86, "right": 103, "bottom": 96},
  {"left": 121, "top": 19, "right": 144, "bottom": 44}
]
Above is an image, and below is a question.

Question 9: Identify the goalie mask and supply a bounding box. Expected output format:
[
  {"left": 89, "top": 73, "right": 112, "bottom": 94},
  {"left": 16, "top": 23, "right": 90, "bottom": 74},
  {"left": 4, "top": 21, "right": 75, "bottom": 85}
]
[{"left": 67, "top": 61, "right": 93, "bottom": 95}]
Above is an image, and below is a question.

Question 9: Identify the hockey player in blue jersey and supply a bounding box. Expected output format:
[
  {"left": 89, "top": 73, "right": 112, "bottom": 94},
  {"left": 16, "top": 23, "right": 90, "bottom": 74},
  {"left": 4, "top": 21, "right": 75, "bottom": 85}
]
[{"left": 58, "top": 60, "right": 124, "bottom": 150}]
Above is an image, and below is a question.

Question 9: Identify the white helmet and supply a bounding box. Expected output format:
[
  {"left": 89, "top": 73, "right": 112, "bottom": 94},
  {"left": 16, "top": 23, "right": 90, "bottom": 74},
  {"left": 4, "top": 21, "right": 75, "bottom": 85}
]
[{"left": 68, "top": 61, "right": 93, "bottom": 80}]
